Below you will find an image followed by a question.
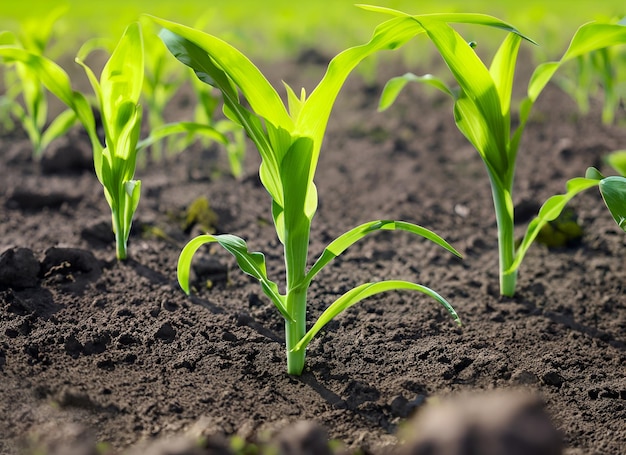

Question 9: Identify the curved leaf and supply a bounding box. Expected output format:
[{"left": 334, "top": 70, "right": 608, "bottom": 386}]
[
  {"left": 606, "top": 150, "right": 626, "bottom": 177},
  {"left": 148, "top": 15, "right": 292, "bottom": 131},
  {"left": 292, "top": 280, "right": 460, "bottom": 352},
  {"left": 379, "top": 72, "right": 454, "bottom": 111},
  {"left": 599, "top": 176, "right": 626, "bottom": 231},
  {"left": 509, "top": 177, "right": 600, "bottom": 273},
  {"left": 136, "top": 121, "right": 228, "bottom": 151},
  {"left": 304, "top": 220, "right": 461, "bottom": 286},
  {"left": 177, "top": 234, "right": 288, "bottom": 320}
]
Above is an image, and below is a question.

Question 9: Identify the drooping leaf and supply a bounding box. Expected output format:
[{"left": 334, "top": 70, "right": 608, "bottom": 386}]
[
  {"left": 509, "top": 177, "right": 600, "bottom": 272},
  {"left": 379, "top": 73, "right": 454, "bottom": 111},
  {"left": 177, "top": 234, "right": 288, "bottom": 319},
  {"left": 291, "top": 280, "right": 460, "bottom": 352},
  {"left": 305, "top": 220, "right": 461, "bottom": 285},
  {"left": 599, "top": 176, "right": 626, "bottom": 231}
]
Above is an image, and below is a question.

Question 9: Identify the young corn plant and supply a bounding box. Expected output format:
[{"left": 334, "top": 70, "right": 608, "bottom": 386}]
[
  {"left": 372, "top": 6, "right": 626, "bottom": 296},
  {"left": 555, "top": 17, "right": 626, "bottom": 125},
  {"left": 0, "top": 23, "right": 144, "bottom": 259},
  {"left": 0, "top": 8, "right": 77, "bottom": 158},
  {"left": 149, "top": 14, "right": 464, "bottom": 375},
  {"left": 0, "top": 24, "right": 228, "bottom": 259}
]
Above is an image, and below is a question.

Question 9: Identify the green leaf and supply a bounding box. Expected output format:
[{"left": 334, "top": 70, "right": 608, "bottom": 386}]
[
  {"left": 177, "top": 234, "right": 288, "bottom": 319},
  {"left": 100, "top": 22, "right": 143, "bottom": 147},
  {"left": 291, "top": 280, "right": 460, "bottom": 352},
  {"left": 149, "top": 15, "right": 292, "bottom": 131},
  {"left": 599, "top": 176, "right": 626, "bottom": 231},
  {"left": 561, "top": 22, "right": 626, "bottom": 62},
  {"left": 379, "top": 73, "right": 454, "bottom": 111},
  {"left": 156, "top": 27, "right": 283, "bottom": 205},
  {"left": 509, "top": 177, "right": 600, "bottom": 272},
  {"left": 39, "top": 108, "right": 77, "bottom": 152},
  {"left": 304, "top": 220, "right": 461, "bottom": 286},
  {"left": 585, "top": 167, "right": 606, "bottom": 180},
  {"left": 414, "top": 19, "right": 510, "bottom": 178},
  {"left": 136, "top": 121, "right": 228, "bottom": 151},
  {"left": 0, "top": 46, "right": 99, "bottom": 156},
  {"left": 527, "top": 21, "right": 626, "bottom": 107},
  {"left": 605, "top": 150, "right": 626, "bottom": 176},
  {"left": 489, "top": 32, "right": 522, "bottom": 119}
]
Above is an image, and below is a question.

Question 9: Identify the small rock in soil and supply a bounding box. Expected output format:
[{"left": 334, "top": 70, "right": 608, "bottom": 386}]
[
  {"left": 40, "top": 247, "right": 102, "bottom": 289},
  {"left": 396, "top": 390, "right": 562, "bottom": 455},
  {"left": 0, "top": 247, "right": 40, "bottom": 289}
]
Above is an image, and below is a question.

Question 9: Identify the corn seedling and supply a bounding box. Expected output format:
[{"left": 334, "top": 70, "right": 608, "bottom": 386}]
[
  {"left": 374, "top": 5, "right": 626, "bottom": 296},
  {"left": 0, "top": 22, "right": 230, "bottom": 259},
  {"left": 139, "top": 19, "right": 189, "bottom": 161},
  {"left": 149, "top": 13, "right": 464, "bottom": 375},
  {"left": 0, "top": 23, "right": 144, "bottom": 260},
  {"left": 555, "top": 17, "right": 626, "bottom": 125},
  {"left": 188, "top": 72, "right": 247, "bottom": 178},
  {"left": 0, "top": 8, "right": 78, "bottom": 158}
]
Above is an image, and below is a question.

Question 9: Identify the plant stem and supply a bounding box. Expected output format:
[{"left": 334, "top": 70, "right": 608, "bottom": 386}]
[
  {"left": 491, "top": 182, "right": 517, "bottom": 297},
  {"left": 284, "top": 225, "right": 310, "bottom": 375},
  {"left": 285, "top": 287, "right": 307, "bottom": 375},
  {"left": 112, "top": 211, "right": 127, "bottom": 260}
]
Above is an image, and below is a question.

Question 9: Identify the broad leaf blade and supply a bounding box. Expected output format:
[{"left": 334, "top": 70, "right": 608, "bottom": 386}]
[
  {"left": 599, "top": 176, "right": 626, "bottom": 231},
  {"left": 149, "top": 15, "right": 292, "bottom": 131},
  {"left": 489, "top": 33, "right": 522, "bottom": 118},
  {"left": 292, "top": 280, "right": 460, "bottom": 352},
  {"left": 157, "top": 27, "right": 283, "bottom": 205},
  {"left": 305, "top": 220, "right": 461, "bottom": 285},
  {"left": 100, "top": 22, "right": 144, "bottom": 146},
  {"left": 414, "top": 19, "right": 509, "bottom": 177},
  {"left": 177, "top": 234, "right": 288, "bottom": 319},
  {"left": 561, "top": 22, "right": 626, "bottom": 62},
  {"left": 510, "top": 177, "right": 600, "bottom": 272}
]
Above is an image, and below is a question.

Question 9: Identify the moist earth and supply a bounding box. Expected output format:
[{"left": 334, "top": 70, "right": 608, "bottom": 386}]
[{"left": 0, "top": 53, "right": 625, "bottom": 454}]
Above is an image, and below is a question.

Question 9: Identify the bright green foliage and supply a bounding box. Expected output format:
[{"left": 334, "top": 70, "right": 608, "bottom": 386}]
[
  {"left": 606, "top": 150, "right": 626, "bottom": 177},
  {"left": 555, "top": 17, "right": 626, "bottom": 125},
  {"left": 189, "top": 73, "right": 247, "bottom": 178},
  {"left": 0, "top": 8, "right": 77, "bottom": 158},
  {"left": 0, "top": 23, "right": 229, "bottom": 259},
  {"left": 139, "top": 18, "right": 188, "bottom": 161},
  {"left": 151, "top": 14, "right": 462, "bottom": 375},
  {"left": 0, "top": 24, "right": 144, "bottom": 259},
  {"left": 375, "top": 5, "right": 626, "bottom": 296},
  {"left": 75, "top": 23, "right": 145, "bottom": 260}
]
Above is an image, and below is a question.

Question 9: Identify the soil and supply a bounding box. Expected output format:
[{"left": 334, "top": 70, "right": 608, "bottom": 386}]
[{"left": 0, "top": 52, "right": 625, "bottom": 455}]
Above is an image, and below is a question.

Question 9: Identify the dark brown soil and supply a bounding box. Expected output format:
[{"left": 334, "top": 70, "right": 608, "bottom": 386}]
[{"left": 1, "top": 54, "right": 625, "bottom": 455}]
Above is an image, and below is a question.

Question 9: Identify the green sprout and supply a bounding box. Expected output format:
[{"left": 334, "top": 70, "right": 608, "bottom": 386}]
[
  {"left": 149, "top": 13, "right": 462, "bottom": 375},
  {"left": 555, "top": 17, "right": 626, "bottom": 125},
  {"left": 372, "top": 6, "right": 626, "bottom": 296},
  {"left": 0, "top": 24, "right": 144, "bottom": 259},
  {"left": 0, "top": 7, "right": 77, "bottom": 158},
  {"left": 0, "top": 23, "right": 228, "bottom": 260}
]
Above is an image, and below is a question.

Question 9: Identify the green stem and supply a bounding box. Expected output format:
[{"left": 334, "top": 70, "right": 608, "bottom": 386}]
[
  {"left": 284, "top": 225, "right": 310, "bottom": 375},
  {"left": 112, "top": 210, "right": 128, "bottom": 260},
  {"left": 285, "top": 287, "right": 307, "bottom": 375},
  {"left": 491, "top": 182, "right": 517, "bottom": 297}
]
